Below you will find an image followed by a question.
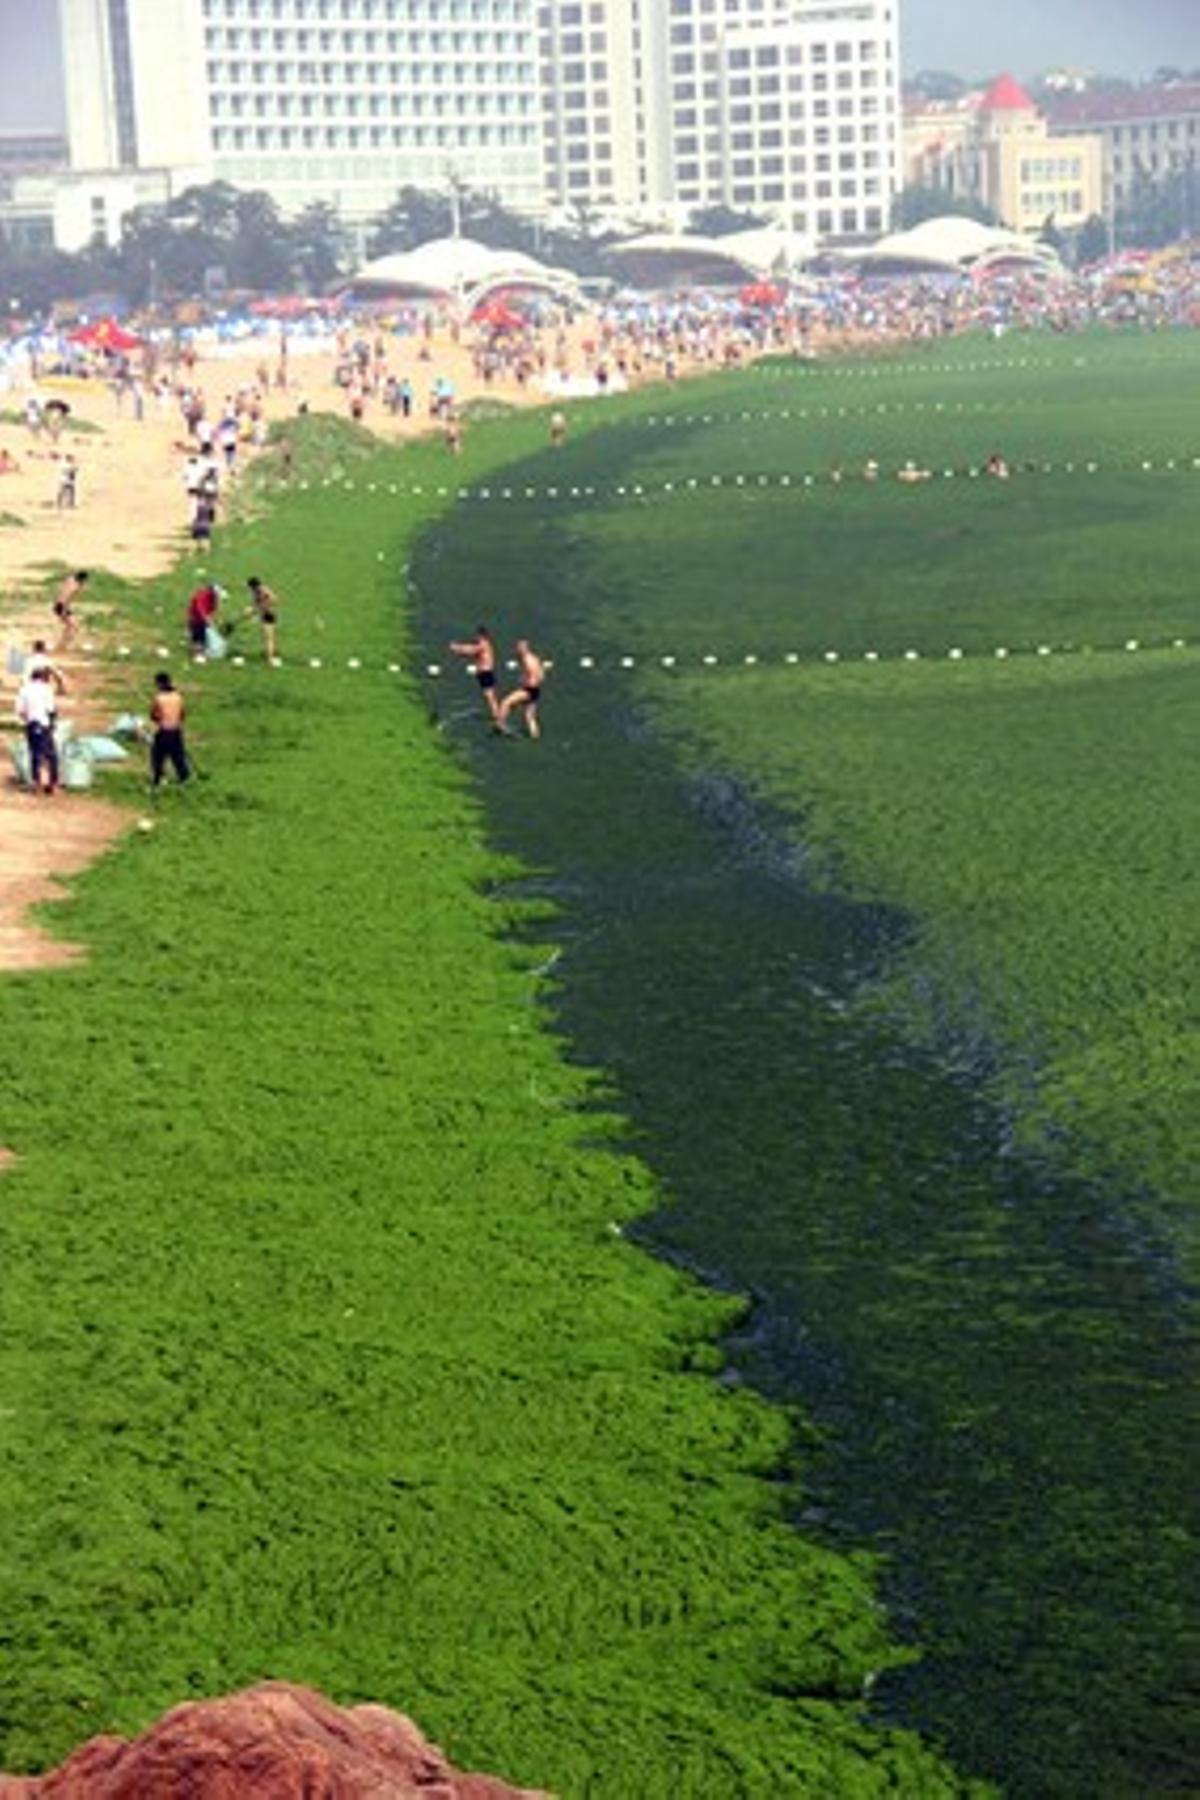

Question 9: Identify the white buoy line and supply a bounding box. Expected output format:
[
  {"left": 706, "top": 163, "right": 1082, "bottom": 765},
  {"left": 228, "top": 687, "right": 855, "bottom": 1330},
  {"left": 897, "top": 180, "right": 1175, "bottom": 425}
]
[
  {"left": 268, "top": 454, "right": 1200, "bottom": 509},
  {"left": 758, "top": 353, "right": 1072, "bottom": 379},
  {"left": 108, "top": 636, "right": 1190, "bottom": 677},
  {"left": 639, "top": 396, "right": 1047, "bottom": 431},
  {"left": 754, "top": 347, "right": 1200, "bottom": 380}
]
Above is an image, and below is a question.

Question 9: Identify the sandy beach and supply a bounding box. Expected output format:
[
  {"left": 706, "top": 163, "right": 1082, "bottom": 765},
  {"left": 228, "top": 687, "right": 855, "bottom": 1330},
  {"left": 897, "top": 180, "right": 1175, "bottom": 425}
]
[{"left": 0, "top": 313, "right": 688, "bottom": 969}]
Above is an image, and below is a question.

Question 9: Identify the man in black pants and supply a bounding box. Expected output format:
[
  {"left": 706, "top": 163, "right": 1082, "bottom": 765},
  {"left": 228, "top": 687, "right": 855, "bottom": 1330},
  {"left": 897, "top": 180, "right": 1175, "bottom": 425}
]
[{"left": 149, "top": 671, "right": 190, "bottom": 786}]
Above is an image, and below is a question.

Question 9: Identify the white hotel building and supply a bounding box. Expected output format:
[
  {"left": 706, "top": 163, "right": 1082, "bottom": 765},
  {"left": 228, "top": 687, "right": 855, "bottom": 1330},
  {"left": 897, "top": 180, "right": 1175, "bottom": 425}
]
[
  {"left": 541, "top": 0, "right": 901, "bottom": 239},
  {"left": 57, "top": 0, "right": 544, "bottom": 231},
  {"left": 50, "top": 0, "right": 900, "bottom": 246}
]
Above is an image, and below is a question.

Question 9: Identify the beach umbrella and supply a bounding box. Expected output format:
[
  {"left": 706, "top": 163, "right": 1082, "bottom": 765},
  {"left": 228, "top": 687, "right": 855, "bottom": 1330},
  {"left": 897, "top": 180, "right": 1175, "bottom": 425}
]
[
  {"left": 738, "top": 282, "right": 786, "bottom": 309},
  {"left": 471, "top": 298, "right": 525, "bottom": 331},
  {"left": 70, "top": 317, "right": 144, "bottom": 352}
]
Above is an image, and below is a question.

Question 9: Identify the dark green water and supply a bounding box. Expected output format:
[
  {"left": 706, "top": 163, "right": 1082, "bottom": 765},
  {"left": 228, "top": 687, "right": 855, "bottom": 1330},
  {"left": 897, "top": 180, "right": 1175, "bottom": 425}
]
[{"left": 412, "top": 489, "right": 1197, "bottom": 1797}]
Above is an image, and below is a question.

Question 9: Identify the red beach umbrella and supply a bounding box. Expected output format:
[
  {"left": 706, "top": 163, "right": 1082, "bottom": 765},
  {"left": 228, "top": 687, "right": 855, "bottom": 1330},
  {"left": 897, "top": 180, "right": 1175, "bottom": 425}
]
[{"left": 70, "top": 317, "right": 144, "bottom": 351}]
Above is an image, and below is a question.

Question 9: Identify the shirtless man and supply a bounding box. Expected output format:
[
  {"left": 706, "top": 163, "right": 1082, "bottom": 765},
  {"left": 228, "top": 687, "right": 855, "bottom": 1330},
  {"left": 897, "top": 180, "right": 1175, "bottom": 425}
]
[
  {"left": 496, "top": 638, "right": 545, "bottom": 740},
  {"left": 246, "top": 575, "right": 281, "bottom": 661},
  {"left": 149, "top": 671, "right": 189, "bottom": 786},
  {"left": 449, "top": 623, "right": 501, "bottom": 724},
  {"left": 53, "top": 570, "right": 88, "bottom": 651}
]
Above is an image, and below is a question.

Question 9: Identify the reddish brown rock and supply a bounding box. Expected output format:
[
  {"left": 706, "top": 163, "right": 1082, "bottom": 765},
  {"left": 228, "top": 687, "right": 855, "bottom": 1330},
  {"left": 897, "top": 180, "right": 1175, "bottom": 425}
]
[{"left": 0, "top": 1681, "right": 549, "bottom": 1799}]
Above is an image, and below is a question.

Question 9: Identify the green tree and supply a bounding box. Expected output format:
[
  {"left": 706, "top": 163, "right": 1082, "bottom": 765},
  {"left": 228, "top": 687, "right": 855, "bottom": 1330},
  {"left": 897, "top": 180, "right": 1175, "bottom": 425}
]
[
  {"left": 166, "top": 181, "right": 241, "bottom": 239},
  {"left": 1037, "top": 213, "right": 1066, "bottom": 257},
  {"left": 228, "top": 188, "right": 293, "bottom": 289},
  {"left": 687, "top": 203, "right": 769, "bottom": 237},
  {"left": 1074, "top": 213, "right": 1110, "bottom": 266},
  {"left": 287, "top": 202, "right": 350, "bottom": 291},
  {"left": 1117, "top": 158, "right": 1199, "bottom": 247},
  {"left": 365, "top": 186, "right": 453, "bottom": 257},
  {"left": 905, "top": 69, "right": 970, "bottom": 102}
]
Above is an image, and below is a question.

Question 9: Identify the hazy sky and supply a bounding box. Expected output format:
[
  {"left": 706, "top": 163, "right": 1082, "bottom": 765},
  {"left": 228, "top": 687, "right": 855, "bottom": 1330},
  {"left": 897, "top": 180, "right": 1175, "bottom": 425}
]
[{"left": 0, "top": 0, "right": 1196, "bottom": 130}]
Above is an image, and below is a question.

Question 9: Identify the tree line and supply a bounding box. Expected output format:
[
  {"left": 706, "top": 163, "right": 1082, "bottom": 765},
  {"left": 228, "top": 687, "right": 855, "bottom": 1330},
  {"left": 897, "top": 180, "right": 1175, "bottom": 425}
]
[
  {"left": 0, "top": 180, "right": 635, "bottom": 315},
  {"left": 1, "top": 164, "right": 1195, "bottom": 316}
]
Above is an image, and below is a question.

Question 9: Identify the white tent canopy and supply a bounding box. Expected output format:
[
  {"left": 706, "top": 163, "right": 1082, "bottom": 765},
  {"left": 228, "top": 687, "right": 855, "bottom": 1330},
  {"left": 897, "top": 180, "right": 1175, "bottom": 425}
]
[
  {"left": 843, "top": 216, "right": 1062, "bottom": 274},
  {"left": 344, "top": 237, "right": 582, "bottom": 306},
  {"left": 605, "top": 227, "right": 813, "bottom": 288}
]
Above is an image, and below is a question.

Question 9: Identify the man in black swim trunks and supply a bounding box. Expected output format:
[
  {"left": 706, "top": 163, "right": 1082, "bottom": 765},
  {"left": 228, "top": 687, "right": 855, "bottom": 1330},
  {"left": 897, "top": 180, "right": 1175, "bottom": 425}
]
[
  {"left": 246, "top": 575, "right": 281, "bottom": 661},
  {"left": 449, "top": 623, "right": 501, "bottom": 724},
  {"left": 53, "top": 569, "right": 88, "bottom": 651},
  {"left": 496, "top": 637, "right": 545, "bottom": 740}
]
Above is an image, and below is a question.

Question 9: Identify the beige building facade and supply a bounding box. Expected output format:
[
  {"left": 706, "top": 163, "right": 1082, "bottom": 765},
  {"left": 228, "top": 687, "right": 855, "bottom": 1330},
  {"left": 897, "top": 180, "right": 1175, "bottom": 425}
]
[{"left": 903, "top": 74, "right": 1102, "bottom": 233}]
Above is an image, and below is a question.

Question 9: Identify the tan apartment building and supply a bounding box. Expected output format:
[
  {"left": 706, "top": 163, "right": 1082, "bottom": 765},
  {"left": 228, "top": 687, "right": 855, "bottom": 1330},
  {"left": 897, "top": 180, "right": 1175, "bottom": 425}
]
[{"left": 903, "top": 74, "right": 1102, "bottom": 232}]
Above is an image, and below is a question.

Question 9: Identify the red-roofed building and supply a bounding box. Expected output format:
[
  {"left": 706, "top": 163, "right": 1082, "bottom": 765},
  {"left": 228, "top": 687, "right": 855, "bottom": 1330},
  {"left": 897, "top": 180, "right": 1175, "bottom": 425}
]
[
  {"left": 980, "top": 74, "right": 1036, "bottom": 115},
  {"left": 902, "top": 74, "right": 1102, "bottom": 233},
  {"left": 1045, "top": 84, "right": 1200, "bottom": 220}
]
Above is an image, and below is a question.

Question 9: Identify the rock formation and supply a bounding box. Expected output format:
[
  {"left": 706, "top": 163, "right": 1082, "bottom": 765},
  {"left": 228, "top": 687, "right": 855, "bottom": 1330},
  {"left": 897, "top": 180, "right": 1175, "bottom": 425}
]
[{"left": 0, "top": 1681, "right": 549, "bottom": 1799}]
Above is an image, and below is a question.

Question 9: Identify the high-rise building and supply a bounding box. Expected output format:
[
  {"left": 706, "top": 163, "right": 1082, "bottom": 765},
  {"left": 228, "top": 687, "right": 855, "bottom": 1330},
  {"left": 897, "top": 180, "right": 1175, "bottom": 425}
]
[
  {"left": 58, "top": 0, "right": 545, "bottom": 227},
  {"left": 538, "top": 0, "right": 642, "bottom": 211},
  {"left": 53, "top": 0, "right": 899, "bottom": 247},
  {"left": 540, "top": 0, "right": 901, "bottom": 239}
]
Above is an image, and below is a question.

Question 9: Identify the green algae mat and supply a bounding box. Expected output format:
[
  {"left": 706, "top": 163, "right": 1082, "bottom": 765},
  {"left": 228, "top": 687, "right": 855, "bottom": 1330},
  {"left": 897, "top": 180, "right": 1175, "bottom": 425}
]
[
  {"left": 2, "top": 329, "right": 1198, "bottom": 1796},
  {"left": 408, "top": 331, "right": 1198, "bottom": 1796},
  {"left": 0, "top": 423, "right": 974, "bottom": 1795}
]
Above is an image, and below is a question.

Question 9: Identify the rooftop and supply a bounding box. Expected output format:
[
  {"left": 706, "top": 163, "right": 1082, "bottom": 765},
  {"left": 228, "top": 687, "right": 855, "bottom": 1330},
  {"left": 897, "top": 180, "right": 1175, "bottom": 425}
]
[
  {"left": 1045, "top": 82, "right": 1200, "bottom": 127},
  {"left": 979, "top": 73, "right": 1036, "bottom": 113}
]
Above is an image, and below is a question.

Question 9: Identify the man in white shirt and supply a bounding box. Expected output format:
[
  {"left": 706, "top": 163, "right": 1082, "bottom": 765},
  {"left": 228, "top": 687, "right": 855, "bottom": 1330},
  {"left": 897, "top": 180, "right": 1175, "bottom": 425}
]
[{"left": 15, "top": 666, "right": 59, "bottom": 793}]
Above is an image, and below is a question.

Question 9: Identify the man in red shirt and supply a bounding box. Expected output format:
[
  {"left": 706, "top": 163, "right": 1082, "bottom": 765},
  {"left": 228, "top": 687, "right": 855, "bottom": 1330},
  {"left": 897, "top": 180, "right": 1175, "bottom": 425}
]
[{"left": 186, "top": 582, "right": 223, "bottom": 653}]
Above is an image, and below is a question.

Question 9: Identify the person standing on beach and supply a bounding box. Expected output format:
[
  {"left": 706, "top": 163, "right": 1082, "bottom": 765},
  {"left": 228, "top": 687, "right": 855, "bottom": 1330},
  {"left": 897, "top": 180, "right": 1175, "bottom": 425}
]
[
  {"left": 186, "top": 581, "right": 223, "bottom": 655},
  {"left": 496, "top": 637, "right": 545, "bottom": 740},
  {"left": 53, "top": 570, "right": 88, "bottom": 650},
  {"left": 149, "top": 671, "right": 189, "bottom": 786},
  {"left": 15, "top": 665, "right": 59, "bottom": 794},
  {"left": 449, "top": 624, "right": 501, "bottom": 724},
  {"left": 56, "top": 455, "right": 79, "bottom": 510},
  {"left": 246, "top": 576, "right": 281, "bottom": 661}
]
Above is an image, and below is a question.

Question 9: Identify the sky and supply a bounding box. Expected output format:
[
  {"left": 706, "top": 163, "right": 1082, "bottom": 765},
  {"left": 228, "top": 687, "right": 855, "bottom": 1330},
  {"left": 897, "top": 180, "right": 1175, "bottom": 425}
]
[{"left": 0, "top": 0, "right": 1196, "bottom": 131}]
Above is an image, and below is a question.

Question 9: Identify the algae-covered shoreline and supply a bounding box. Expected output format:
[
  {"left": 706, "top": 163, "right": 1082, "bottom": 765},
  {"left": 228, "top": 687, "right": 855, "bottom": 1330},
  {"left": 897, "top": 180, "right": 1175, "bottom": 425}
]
[{"left": 0, "top": 411, "right": 981, "bottom": 1795}]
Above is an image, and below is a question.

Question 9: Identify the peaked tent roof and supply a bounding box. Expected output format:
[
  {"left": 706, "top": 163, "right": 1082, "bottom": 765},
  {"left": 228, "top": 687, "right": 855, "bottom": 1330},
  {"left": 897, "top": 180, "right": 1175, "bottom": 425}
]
[
  {"left": 980, "top": 73, "right": 1035, "bottom": 112},
  {"left": 343, "top": 237, "right": 581, "bottom": 305},
  {"left": 839, "top": 216, "right": 1062, "bottom": 274},
  {"left": 605, "top": 228, "right": 813, "bottom": 287}
]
